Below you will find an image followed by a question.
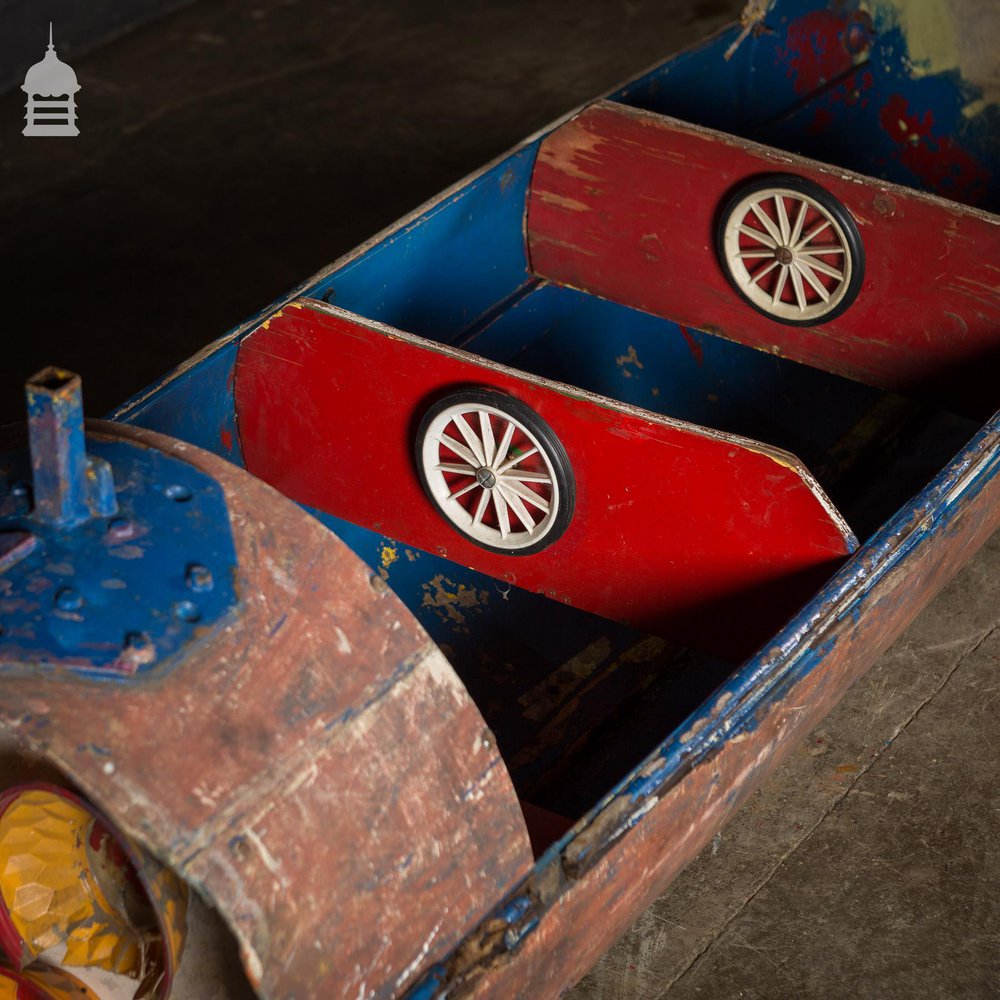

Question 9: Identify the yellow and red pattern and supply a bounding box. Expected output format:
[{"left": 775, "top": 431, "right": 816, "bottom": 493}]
[{"left": 0, "top": 785, "right": 187, "bottom": 998}]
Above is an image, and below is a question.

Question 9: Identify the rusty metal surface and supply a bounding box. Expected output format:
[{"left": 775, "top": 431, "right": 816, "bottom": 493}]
[{"left": 0, "top": 422, "right": 533, "bottom": 1000}]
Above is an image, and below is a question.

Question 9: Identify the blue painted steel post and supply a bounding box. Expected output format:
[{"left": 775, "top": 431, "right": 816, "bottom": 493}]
[{"left": 26, "top": 367, "right": 91, "bottom": 527}]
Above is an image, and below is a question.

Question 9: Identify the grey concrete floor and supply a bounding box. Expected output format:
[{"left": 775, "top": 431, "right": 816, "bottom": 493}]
[{"left": 1, "top": 1, "right": 998, "bottom": 997}]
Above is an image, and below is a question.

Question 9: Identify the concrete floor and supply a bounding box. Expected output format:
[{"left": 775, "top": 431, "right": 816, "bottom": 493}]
[{"left": 1, "top": 1, "right": 998, "bottom": 997}]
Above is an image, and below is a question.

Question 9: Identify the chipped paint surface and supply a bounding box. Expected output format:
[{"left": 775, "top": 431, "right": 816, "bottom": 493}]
[
  {"left": 783, "top": 10, "right": 861, "bottom": 95},
  {"left": 877, "top": 92, "right": 990, "bottom": 204},
  {"left": 0, "top": 423, "right": 532, "bottom": 1000},
  {"left": 0, "top": 433, "right": 239, "bottom": 680},
  {"left": 421, "top": 575, "right": 490, "bottom": 633},
  {"left": 614, "top": 345, "right": 644, "bottom": 379},
  {"left": 528, "top": 99, "right": 1000, "bottom": 417},
  {"left": 406, "top": 409, "right": 1000, "bottom": 999}
]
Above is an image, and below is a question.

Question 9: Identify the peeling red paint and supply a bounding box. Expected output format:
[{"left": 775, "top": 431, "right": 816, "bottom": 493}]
[
  {"left": 527, "top": 100, "right": 1000, "bottom": 417},
  {"left": 220, "top": 428, "right": 233, "bottom": 451},
  {"left": 806, "top": 66, "right": 874, "bottom": 135},
  {"left": 678, "top": 325, "right": 704, "bottom": 366},
  {"left": 879, "top": 94, "right": 990, "bottom": 205},
  {"left": 782, "top": 11, "right": 854, "bottom": 96},
  {"left": 809, "top": 107, "right": 834, "bottom": 135}
]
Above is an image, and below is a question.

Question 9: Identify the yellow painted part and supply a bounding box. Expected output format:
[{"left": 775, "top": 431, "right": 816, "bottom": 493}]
[
  {"left": 0, "top": 976, "right": 18, "bottom": 1000},
  {"left": 22, "top": 964, "right": 102, "bottom": 1000},
  {"left": 0, "top": 790, "right": 143, "bottom": 978},
  {"left": 884, "top": 0, "right": 959, "bottom": 77}
]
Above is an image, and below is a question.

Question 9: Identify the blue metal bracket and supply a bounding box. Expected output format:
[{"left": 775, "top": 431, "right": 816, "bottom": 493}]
[{"left": 0, "top": 369, "right": 239, "bottom": 681}]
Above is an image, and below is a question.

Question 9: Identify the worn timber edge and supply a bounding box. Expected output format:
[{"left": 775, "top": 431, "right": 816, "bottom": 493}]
[{"left": 404, "top": 407, "right": 1000, "bottom": 998}]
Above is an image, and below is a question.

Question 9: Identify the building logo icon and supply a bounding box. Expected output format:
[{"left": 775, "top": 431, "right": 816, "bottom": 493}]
[{"left": 22, "top": 24, "right": 80, "bottom": 137}]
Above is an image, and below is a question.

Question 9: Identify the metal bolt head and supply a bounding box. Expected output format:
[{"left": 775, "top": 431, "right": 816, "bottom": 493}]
[
  {"left": 120, "top": 630, "right": 156, "bottom": 671},
  {"left": 106, "top": 517, "right": 136, "bottom": 542},
  {"left": 172, "top": 599, "right": 201, "bottom": 622},
  {"left": 54, "top": 587, "right": 84, "bottom": 611},
  {"left": 185, "top": 563, "right": 213, "bottom": 592}
]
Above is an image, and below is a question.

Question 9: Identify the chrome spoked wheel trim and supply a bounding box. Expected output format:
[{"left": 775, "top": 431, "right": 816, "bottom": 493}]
[
  {"left": 418, "top": 396, "right": 567, "bottom": 552},
  {"left": 720, "top": 180, "right": 861, "bottom": 324}
]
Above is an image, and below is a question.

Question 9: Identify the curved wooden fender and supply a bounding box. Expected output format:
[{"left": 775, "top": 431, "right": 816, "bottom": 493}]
[{"left": 0, "top": 421, "right": 533, "bottom": 1000}]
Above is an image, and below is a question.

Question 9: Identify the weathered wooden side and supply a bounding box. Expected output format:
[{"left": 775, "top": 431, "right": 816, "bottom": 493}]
[
  {"left": 408, "top": 417, "right": 1000, "bottom": 998},
  {"left": 0, "top": 422, "right": 534, "bottom": 1000},
  {"left": 527, "top": 100, "right": 1000, "bottom": 418},
  {"left": 234, "top": 299, "right": 856, "bottom": 662}
]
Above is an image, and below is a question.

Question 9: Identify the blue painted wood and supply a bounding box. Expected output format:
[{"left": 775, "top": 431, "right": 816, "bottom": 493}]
[
  {"left": 757, "top": 15, "right": 1000, "bottom": 211},
  {"left": 0, "top": 435, "right": 238, "bottom": 680},
  {"left": 306, "top": 502, "right": 684, "bottom": 672},
  {"left": 463, "top": 281, "right": 885, "bottom": 470},
  {"left": 612, "top": 0, "right": 999, "bottom": 210},
  {"left": 112, "top": 339, "right": 244, "bottom": 467},
  {"left": 305, "top": 147, "right": 538, "bottom": 346}
]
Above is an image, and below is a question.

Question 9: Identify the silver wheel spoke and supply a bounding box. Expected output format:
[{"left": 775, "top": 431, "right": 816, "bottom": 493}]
[
  {"left": 799, "top": 245, "right": 845, "bottom": 256},
  {"left": 750, "top": 203, "right": 783, "bottom": 245},
  {"left": 500, "top": 477, "right": 550, "bottom": 512},
  {"left": 494, "top": 490, "right": 511, "bottom": 539},
  {"left": 737, "top": 223, "right": 777, "bottom": 249},
  {"left": 497, "top": 483, "right": 535, "bottom": 532},
  {"left": 497, "top": 447, "right": 538, "bottom": 475},
  {"left": 736, "top": 249, "right": 776, "bottom": 259},
  {"left": 438, "top": 433, "right": 480, "bottom": 468},
  {"left": 789, "top": 200, "right": 807, "bottom": 245},
  {"left": 471, "top": 488, "right": 490, "bottom": 527},
  {"left": 494, "top": 420, "right": 515, "bottom": 468},
  {"left": 772, "top": 265, "right": 789, "bottom": 305},
  {"left": 454, "top": 414, "right": 486, "bottom": 465},
  {"left": 504, "top": 470, "right": 551, "bottom": 484},
  {"left": 435, "top": 462, "right": 476, "bottom": 475},
  {"left": 448, "top": 480, "right": 479, "bottom": 502},
  {"left": 775, "top": 195, "right": 791, "bottom": 244},
  {"left": 749, "top": 259, "right": 780, "bottom": 287},
  {"left": 790, "top": 265, "right": 807, "bottom": 311},
  {"left": 479, "top": 411, "right": 495, "bottom": 465},
  {"left": 794, "top": 260, "right": 830, "bottom": 302},
  {"left": 804, "top": 257, "right": 844, "bottom": 280},
  {"left": 795, "top": 219, "right": 831, "bottom": 249}
]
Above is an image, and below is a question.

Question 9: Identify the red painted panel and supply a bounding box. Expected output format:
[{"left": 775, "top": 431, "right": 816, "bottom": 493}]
[
  {"left": 235, "top": 301, "right": 854, "bottom": 660},
  {"left": 527, "top": 101, "right": 1000, "bottom": 418}
]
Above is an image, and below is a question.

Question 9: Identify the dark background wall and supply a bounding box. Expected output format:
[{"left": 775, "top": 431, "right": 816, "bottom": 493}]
[
  {"left": 0, "top": 0, "right": 737, "bottom": 426},
  {"left": 0, "top": 0, "right": 196, "bottom": 93}
]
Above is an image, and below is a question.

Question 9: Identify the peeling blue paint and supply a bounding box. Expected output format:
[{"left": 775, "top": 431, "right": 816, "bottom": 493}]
[
  {"left": 495, "top": 894, "right": 532, "bottom": 925},
  {"left": 0, "top": 436, "right": 239, "bottom": 681}
]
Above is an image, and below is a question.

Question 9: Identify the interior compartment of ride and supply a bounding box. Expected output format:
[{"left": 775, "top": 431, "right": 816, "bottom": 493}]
[
  {"left": 121, "top": 8, "right": 992, "bottom": 845},
  {"left": 609, "top": 1, "right": 1000, "bottom": 215},
  {"left": 239, "top": 165, "right": 976, "bottom": 839}
]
